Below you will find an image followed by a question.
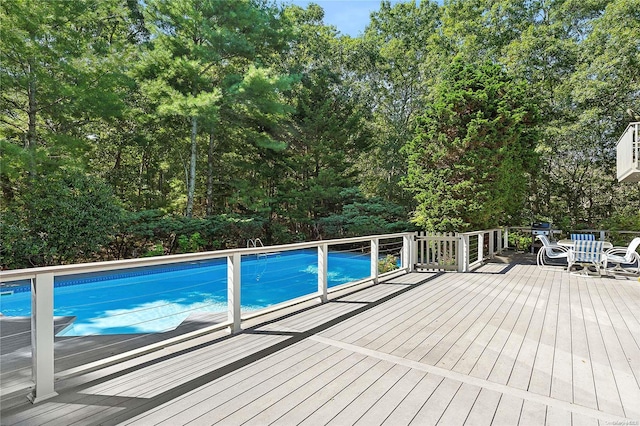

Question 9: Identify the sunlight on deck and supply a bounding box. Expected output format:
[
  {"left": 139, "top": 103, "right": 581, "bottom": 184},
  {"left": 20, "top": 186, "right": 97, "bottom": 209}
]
[{"left": 2, "top": 265, "right": 639, "bottom": 425}]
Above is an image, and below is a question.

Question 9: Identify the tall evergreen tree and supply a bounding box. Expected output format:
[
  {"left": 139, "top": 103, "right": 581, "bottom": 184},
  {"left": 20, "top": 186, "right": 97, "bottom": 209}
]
[
  {"left": 355, "top": 0, "right": 443, "bottom": 206},
  {"left": 141, "top": 0, "right": 291, "bottom": 217},
  {"left": 0, "top": 0, "right": 138, "bottom": 175},
  {"left": 404, "top": 59, "right": 540, "bottom": 231}
]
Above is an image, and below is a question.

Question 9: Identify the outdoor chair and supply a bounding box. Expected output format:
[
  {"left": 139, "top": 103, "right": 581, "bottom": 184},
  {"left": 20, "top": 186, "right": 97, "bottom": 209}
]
[
  {"left": 570, "top": 233, "right": 595, "bottom": 241},
  {"left": 567, "top": 240, "right": 607, "bottom": 276},
  {"left": 604, "top": 237, "right": 640, "bottom": 274},
  {"left": 536, "top": 235, "right": 568, "bottom": 267}
]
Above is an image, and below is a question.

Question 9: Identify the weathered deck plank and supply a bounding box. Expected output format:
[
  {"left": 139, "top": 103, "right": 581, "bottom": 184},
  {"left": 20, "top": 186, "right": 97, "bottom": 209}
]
[
  {"left": 464, "top": 388, "right": 502, "bottom": 425},
  {"left": 569, "top": 275, "right": 599, "bottom": 411},
  {"left": 2, "top": 264, "right": 639, "bottom": 426},
  {"left": 528, "top": 269, "right": 562, "bottom": 398}
]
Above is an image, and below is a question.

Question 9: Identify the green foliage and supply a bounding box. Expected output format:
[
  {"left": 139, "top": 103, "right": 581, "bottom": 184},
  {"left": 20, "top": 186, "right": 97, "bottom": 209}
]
[
  {"left": 0, "top": 171, "right": 124, "bottom": 268},
  {"left": 140, "top": 0, "right": 292, "bottom": 217},
  {"left": 600, "top": 208, "right": 640, "bottom": 232},
  {"left": 404, "top": 58, "right": 540, "bottom": 232},
  {"left": 508, "top": 230, "right": 533, "bottom": 253},
  {"left": 177, "top": 232, "right": 206, "bottom": 253},
  {"left": 0, "top": 0, "right": 136, "bottom": 161},
  {"left": 1, "top": 0, "right": 637, "bottom": 268},
  {"left": 378, "top": 254, "right": 399, "bottom": 274},
  {"left": 319, "top": 189, "right": 413, "bottom": 238},
  {"left": 600, "top": 207, "right": 640, "bottom": 247},
  {"left": 354, "top": 0, "right": 442, "bottom": 206},
  {"left": 109, "top": 210, "right": 268, "bottom": 258},
  {"left": 143, "top": 244, "right": 165, "bottom": 257}
]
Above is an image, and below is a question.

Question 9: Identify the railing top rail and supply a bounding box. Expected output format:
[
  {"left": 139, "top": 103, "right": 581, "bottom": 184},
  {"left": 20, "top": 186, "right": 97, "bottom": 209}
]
[
  {"left": 508, "top": 226, "right": 639, "bottom": 233},
  {"left": 617, "top": 122, "right": 639, "bottom": 147},
  {"left": 416, "top": 235, "right": 459, "bottom": 240},
  {"left": 0, "top": 232, "right": 413, "bottom": 282},
  {"left": 459, "top": 228, "right": 502, "bottom": 237}
]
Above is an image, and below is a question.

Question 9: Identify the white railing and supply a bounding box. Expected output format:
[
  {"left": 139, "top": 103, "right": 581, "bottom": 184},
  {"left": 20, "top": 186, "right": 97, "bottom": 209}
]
[
  {"left": 0, "top": 232, "right": 414, "bottom": 403},
  {"left": 507, "top": 227, "right": 640, "bottom": 246},
  {"left": 415, "top": 228, "right": 505, "bottom": 272},
  {"left": 415, "top": 232, "right": 458, "bottom": 271},
  {"left": 617, "top": 122, "right": 640, "bottom": 182}
]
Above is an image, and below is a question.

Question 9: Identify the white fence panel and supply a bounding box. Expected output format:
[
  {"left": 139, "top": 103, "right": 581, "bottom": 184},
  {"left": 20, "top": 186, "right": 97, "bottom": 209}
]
[{"left": 415, "top": 232, "right": 459, "bottom": 271}]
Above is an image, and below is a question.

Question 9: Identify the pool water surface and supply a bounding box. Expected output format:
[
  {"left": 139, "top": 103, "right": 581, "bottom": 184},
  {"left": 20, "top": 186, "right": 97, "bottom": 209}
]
[{"left": 0, "top": 250, "right": 372, "bottom": 336}]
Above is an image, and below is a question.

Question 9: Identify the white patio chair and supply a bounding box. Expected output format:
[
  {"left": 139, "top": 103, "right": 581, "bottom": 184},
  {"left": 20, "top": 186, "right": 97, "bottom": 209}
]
[
  {"left": 567, "top": 240, "right": 607, "bottom": 276},
  {"left": 570, "top": 233, "right": 595, "bottom": 241},
  {"left": 604, "top": 237, "right": 640, "bottom": 274},
  {"left": 536, "top": 235, "right": 568, "bottom": 267}
]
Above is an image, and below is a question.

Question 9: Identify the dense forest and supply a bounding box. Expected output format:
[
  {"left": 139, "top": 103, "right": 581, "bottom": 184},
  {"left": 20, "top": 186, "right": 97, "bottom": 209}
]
[{"left": 1, "top": 0, "right": 639, "bottom": 268}]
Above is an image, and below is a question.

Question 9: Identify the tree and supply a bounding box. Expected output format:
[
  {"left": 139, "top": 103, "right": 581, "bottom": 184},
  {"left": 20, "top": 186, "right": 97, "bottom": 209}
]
[
  {"left": 0, "top": 0, "right": 139, "bottom": 175},
  {"left": 354, "top": 0, "right": 443, "bottom": 206},
  {"left": 404, "top": 59, "right": 540, "bottom": 232},
  {"left": 141, "top": 0, "right": 291, "bottom": 218},
  {"left": 265, "top": 4, "right": 372, "bottom": 240}
]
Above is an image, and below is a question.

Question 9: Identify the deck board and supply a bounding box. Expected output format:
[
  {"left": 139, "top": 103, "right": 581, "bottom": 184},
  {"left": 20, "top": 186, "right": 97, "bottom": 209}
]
[
  {"left": 381, "top": 374, "right": 444, "bottom": 425},
  {"left": 569, "top": 275, "right": 599, "bottom": 411},
  {"left": 528, "top": 270, "right": 562, "bottom": 397},
  {"left": 450, "top": 268, "right": 531, "bottom": 377},
  {"left": 424, "top": 270, "right": 517, "bottom": 368},
  {"left": 487, "top": 271, "right": 546, "bottom": 386},
  {"left": 589, "top": 283, "right": 640, "bottom": 419},
  {"left": 409, "top": 378, "right": 462, "bottom": 425},
  {"left": 491, "top": 394, "right": 523, "bottom": 425},
  {"left": 551, "top": 272, "right": 575, "bottom": 405},
  {"left": 506, "top": 268, "right": 551, "bottom": 391},
  {"left": 2, "top": 264, "right": 640, "bottom": 426},
  {"left": 369, "top": 273, "right": 496, "bottom": 356},
  {"left": 122, "top": 340, "right": 331, "bottom": 425},
  {"left": 436, "top": 383, "right": 482, "bottom": 425},
  {"left": 579, "top": 278, "right": 626, "bottom": 417},
  {"left": 464, "top": 388, "right": 502, "bottom": 425}
]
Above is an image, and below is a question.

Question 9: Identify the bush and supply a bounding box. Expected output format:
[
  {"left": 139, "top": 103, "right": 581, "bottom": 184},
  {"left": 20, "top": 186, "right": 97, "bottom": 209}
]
[
  {"left": 508, "top": 230, "right": 532, "bottom": 252},
  {"left": 319, "top": 189, "right": 413, "bottom": 238},
  {"left": 1, "top": 171, "right": 124, "bottom": 268},
  {"left": 378, "top": 254, "right": 399, "bottom": 274}
]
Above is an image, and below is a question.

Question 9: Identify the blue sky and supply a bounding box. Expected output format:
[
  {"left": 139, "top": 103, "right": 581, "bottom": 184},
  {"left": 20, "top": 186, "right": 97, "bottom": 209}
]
[{"left": 289, "top": 1, "right": 406, "bottom": 37}]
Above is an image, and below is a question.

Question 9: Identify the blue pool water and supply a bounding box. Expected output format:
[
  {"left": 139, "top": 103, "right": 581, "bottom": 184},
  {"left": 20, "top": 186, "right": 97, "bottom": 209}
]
[{"left": 0, "top": 250, "right": 371, "bottom": 336}]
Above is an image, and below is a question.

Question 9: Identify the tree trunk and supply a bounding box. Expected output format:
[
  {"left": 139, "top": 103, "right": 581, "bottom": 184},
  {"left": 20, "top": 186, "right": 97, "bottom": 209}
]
[
  {"left": 186, "top": 116, "right": 197, "bottom": 218},
  {"left": 27, "top": 60, "right": 37, "bottom": 174},
  {"left": 206, "top": 128, "right": 214, "bottom": 216}
]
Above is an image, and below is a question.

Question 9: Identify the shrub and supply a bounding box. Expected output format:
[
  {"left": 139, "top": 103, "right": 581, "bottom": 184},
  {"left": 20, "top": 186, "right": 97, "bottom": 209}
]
[{"left": 1, "top": 171, "right": 123, "bottom": 268}]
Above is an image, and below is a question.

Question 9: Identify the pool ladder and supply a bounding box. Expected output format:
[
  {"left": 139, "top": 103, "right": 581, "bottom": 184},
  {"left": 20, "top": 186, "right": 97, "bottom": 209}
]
[{"left": 247, "top": 238, "right": 268, "bottom": 281}]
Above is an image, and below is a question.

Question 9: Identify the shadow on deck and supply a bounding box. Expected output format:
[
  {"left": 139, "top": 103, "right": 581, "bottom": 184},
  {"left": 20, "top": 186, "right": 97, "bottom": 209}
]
[{"left": 2, "top": 261, "right": 639, "bottom": 425}]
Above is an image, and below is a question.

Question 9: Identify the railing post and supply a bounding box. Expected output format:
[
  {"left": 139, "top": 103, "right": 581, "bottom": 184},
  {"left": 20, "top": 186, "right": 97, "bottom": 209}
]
[
  {"left": 370, "top": 238, "right": 379, "bottom": 284},
  {"left": 457, "top": 234, "right": 468, "bottom": 272},
  {"left": 318, "top": 244, "right": 328, "bottom": 302},
  {"left": 478, "top": 233, "right": 484, "bottom": 262},
  {"left": 504, "top": 227, "right": 509, "bottom": 249},
  {"left": 599, "top": 230, "right": 606, "bottom": 241},
  {"left": 402, "top": 234, "right": 413, "bottom": 272},
  {"left": 412, "top": 232, "right": 419, "bottom": 269},
  {"left": 489, "top": 231, "right": 495, "bottom": 258},
  {"left": 28, "top": 273, "right": 58, "bottom": 404},
  {"left": 497, "top": 229, "right": 503, "bottom": 254},
  {"left": 227, "top": 253, "right": 241, "bottom": 333}
]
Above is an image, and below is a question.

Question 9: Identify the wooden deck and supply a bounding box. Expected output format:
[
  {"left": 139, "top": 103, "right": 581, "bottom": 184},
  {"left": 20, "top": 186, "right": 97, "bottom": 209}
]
[{"left": 1, "top": 263, "right": 639, "bottom": 425}]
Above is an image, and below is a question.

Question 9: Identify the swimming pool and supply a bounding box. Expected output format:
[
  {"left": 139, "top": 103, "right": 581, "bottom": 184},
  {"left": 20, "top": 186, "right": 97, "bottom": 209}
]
[{"left": 0, "top": 250, "right": 372, "bottom": 336}]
